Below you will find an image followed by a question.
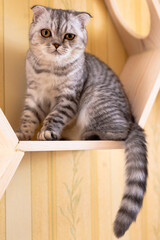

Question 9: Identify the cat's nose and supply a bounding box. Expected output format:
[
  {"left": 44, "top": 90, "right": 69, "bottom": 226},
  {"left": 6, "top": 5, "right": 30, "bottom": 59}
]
[{"left": 52, "top": 43, "right": 61, "bottom": 49}]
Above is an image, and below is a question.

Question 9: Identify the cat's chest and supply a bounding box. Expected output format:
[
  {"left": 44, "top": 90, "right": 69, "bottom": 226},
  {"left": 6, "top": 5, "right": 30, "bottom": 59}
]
[
  {"left": 37, "top": 74, "right": 56, "bottom": 96},
  {"left": 34, "top": 73, "right": 70, "bottom": 99}
]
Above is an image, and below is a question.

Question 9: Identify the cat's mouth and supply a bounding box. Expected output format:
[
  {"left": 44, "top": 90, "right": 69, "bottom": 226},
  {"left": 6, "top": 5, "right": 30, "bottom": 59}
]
[{"left": 51, "top": 50, "right": 61, "bottom": 55}]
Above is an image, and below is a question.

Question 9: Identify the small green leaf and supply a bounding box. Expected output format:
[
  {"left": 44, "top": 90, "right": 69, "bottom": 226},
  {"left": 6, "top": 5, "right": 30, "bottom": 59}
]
[{"left": 70, "top": 226, "right": 75, "bottom": 236}]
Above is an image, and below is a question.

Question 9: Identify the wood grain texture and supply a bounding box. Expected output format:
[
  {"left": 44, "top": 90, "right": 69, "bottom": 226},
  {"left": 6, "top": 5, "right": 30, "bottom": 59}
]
[
  {"left": 112, "top": 0, "right": 150, "bottom": 38},
  {"left": 0, "top": 109, "right": 18, "bottom": 151},
  {"left": 6, "top": 153, "right": 31, "bottom": 240},
  {"left": 4, "top": 0, "right": 28, "bottom": 130},
  {"left": 120, "top": 49, "right": 160, "bottom": 127},
  {"left": 105, "top": 0, "right": 160, "bottom": 55},
  {"left": 56, "top": 151, "right": 92, "bottom": 240},
  {"left": 16, "top": 140, "right": 124, "bottom": 151},
  {"left": 31, "top": 152, "right": 50, "bottom": 240},
  {"left": 0, "top": 2, "right": 6, "bottom": 238},
  {"left": 97, "top": 151, "right": 113, "bottom": 240},
  {"left": 0, "top": 151, "right": 24, "bottom": 200},
  {"left": 48, "top": 152, "right": 57, "bottom": 240},
  {"left": 0, "top": 0, "right": 4, "bottom": 111},
  {"left": 0, "top": 195, "right": 5, "bottom": 240},
  {"left": 144, "top": 92, "right": 160, "bottom": 240}
]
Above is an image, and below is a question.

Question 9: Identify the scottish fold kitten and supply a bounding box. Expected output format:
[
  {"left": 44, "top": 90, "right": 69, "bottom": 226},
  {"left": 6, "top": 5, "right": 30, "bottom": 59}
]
[{"left": 16, "top": 6, "right": 147, "bottom": 238}]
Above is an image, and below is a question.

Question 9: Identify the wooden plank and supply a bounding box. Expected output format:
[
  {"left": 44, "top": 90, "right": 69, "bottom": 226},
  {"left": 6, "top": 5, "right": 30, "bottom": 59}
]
[
  {"left": 114, "top": 0, "right": 150, "bottom": 38},
  {"left": 0, "top": 151, "right": 24, "bottom": 200},
  {"left": 107, "top": 6, "right": 127, "bottom": 76},
  {"left": 16, "top": 140, "right": 124, "bottom": 152},
  {"left": 90, "top": 151, "right": 99, "bottom": 240},
  {"left": 31, "top": 152, "right": 50, "bottom": 240},
  {"left": 48, "top": 152, "right": 57, "bottom": 240},
  {"left": 0, "top": 109, "right": 18, "bottom": 151},
  {"left": 91, "top": 0, "right": 108, "bottom": 64},
  {"left": 144, "top": 92, "right": 160, "bottom": 240},
  {"left": 4, "top": 0, "right": 28, "bottom": 130},
  {"left": 0, "top": 195, "right": 5, "bottom": 240},
  {"left": 97, "top": 151, "right": 113, "bottom": 240},
  {"left": 105, "top": 0, "right": 160, "bottom": 55},
  {"left": 120, "top": 50, "right": 160, "bottom": 127},
  {"left": 6, "top": 153, "right": 31, "bottom": 240},
  {"left": 0, "top": 1, "right": 6, "bottom": 239},
  {"left": 56, "top": 151, "right": 92, "bottom": 240},
  {"left": 0, "top": 0, "right": 4, "bottom": 111}
]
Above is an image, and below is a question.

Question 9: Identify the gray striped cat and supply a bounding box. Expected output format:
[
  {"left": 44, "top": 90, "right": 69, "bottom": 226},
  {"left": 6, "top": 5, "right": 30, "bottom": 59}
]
[{"left": 16, "top": 5, "right": 148, "bottom": 238}]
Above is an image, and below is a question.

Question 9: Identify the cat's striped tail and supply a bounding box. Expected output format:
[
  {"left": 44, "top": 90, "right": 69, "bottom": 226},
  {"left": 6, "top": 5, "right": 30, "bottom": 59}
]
[{"left": 113, "top": 122, "right": 148, "bottom": 238}]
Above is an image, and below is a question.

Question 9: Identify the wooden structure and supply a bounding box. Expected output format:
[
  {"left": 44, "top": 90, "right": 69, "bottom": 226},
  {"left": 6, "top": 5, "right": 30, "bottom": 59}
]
[{"left": 0, "top": 0, "right": 160, "bottom": 203}]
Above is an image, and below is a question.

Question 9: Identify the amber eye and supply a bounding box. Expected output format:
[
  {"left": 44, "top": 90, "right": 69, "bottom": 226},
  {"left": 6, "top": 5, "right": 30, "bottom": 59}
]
[
  {"left": 41, "top": 29, "right": 52, "bottom": 38},
  {"left": 64, "top": 33, "right": 75, "bottom": 40}
]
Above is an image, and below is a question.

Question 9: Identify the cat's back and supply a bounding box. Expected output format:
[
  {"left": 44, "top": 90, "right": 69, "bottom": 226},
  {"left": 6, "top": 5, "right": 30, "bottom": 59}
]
[
  {"left": 84, "top": 52, "right": 117, "bottom": 84},
  {"left": 84, "top": 52, "right": 123, "bottom": 91},
  {"left": 85, "top": 52, "right": 110, "bottom": 75}
]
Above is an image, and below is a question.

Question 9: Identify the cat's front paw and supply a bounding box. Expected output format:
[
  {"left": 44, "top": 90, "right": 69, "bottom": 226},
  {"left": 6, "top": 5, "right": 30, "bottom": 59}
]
[
  {"left": 37, "top": 130, "right": 59, "bottom": 141},
  {"left": 15, "top": 131, "right": 31, "bottom": 140}
]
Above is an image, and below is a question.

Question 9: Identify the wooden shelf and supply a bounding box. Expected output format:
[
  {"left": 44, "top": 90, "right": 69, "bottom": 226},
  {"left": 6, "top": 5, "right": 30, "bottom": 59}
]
[{"left": 16, "top": 140, "right": 124, "bottom": 152}]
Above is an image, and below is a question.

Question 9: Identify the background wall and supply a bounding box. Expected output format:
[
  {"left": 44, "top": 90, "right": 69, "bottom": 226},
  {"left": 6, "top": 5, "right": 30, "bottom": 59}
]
[{"left": 0, "top": 0, "right": 160, "bottom": 239}]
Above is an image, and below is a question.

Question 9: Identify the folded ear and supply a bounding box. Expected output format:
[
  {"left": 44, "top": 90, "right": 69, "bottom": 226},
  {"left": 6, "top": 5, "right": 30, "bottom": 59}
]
[
  {"left": 31, "top": 5, "right": 47, "bottom": 22},
  {"left": 75, "top": 12, "right": 92, "bottom": 27}
]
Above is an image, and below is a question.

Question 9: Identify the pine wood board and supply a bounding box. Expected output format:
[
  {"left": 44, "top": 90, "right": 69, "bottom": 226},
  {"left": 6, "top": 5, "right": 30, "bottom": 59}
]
[
  {"left": 4, "top": 0, "right": 28, "bottom": 130},
  {"left": 0, "top": 0, "right": 4, "bottom": 111},
  {"left": 120, "top": 49, "right": 160, "bottom": 127},
  {"left": 16, "top": 140, "right": 124, "bottom": 152},
  {"left": 31, "top": 152, "right": 50, "bottom": 240},
  {"left": 0, "top": 109, "right": 18, "bottom": 151},
  {"left": 0, "top": 151, "right": 24, "bottom": 200},
  {"left": 0, "top": 195, "right": 5, "bottom": 240},
  {"left": 105, "top": 0, "right": 160, "bottom": 55},
  {"left": 6, "top": 153, "right": 31, "bottom": 240}
]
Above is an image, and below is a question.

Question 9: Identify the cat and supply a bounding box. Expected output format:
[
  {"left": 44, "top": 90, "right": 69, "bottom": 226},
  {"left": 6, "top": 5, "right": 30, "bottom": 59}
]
[{"left": 16, "top": 5, "right": 148, "bottom": 238}]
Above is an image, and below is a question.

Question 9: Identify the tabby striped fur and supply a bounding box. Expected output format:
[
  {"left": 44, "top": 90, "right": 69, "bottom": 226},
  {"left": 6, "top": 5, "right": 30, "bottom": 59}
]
[{"left": 16, "top": 6, "right": 148, "bottom": 238}]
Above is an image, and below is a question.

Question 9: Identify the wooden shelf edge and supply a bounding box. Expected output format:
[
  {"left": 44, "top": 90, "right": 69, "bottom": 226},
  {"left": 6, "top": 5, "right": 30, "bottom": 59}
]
[
  {"left": 139, "top": 71, "right": 160, "bottom": 127},
  {"left": 0, "top": 109, "right": 18, "bottom": 150},
  {"left": 106, "top": 0, "right": 151, "bottom": 39},
  {"left": 16, "top": 140, "right": 125, "bottom": 152},
  {"left": 0, "top": 151, "right": 24, "bottom": 200}
]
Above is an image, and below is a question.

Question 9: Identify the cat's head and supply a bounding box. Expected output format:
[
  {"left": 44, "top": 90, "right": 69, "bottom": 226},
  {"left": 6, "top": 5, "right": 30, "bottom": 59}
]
[{"left": 30, "top": 5, "right": 92, "bottom": 64}]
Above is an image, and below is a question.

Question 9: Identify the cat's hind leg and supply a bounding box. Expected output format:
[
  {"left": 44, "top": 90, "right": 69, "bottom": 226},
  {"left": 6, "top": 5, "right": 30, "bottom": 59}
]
[{"left": 80, "top": 118, "right": 130, "bottom": 141}]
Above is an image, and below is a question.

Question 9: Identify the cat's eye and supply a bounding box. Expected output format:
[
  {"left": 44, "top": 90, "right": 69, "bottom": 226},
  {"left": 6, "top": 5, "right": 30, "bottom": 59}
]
[
  {"left": 41, "top": 29, "right": 52, "bottom": 38},
  {"left": 64, "top": 33, "right": 75, "bottom": 40}
]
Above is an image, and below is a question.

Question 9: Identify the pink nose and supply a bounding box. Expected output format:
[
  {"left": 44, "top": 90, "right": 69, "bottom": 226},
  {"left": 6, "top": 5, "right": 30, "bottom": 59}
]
[{"left": 53, "top": 43, "right": 60, "bottom": 49}]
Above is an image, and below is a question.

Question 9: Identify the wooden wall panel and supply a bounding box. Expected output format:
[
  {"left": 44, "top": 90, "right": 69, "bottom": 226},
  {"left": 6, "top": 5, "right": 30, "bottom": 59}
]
[
  {"left": 4, "top": 2, "right": 31, "bottom": 240},
  {"left": 115, "top": 0, "right": 150, "bottom": 38},
  {"left": 0, "top": 0, "right": 4, "bottom": 111},
  {"left": 0, "top": 195, "right": 5, "bottom": 240},
  {"left": 56, "top": 151, "right": 92, "bottom": 240},
  {"left": 4, "top": 0, "right": 28, "bottom": 129},
  {"left": 0, "top": 1, "right": 6, "bottom": 240},
  {"left": 48, "top": 152, "right": 57, "bottom": 240},
  {"left": 6, "top": 153, "right": 31, "bottom": 240},
  {"left": 31, "top": 152, "right": 50, "bottom": 240},
  {"left": 97, "top": 151, "right": 113, "bottom": 240},
  {"left": 144, "top": 92, "right": 160, "bottom": 240}
]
